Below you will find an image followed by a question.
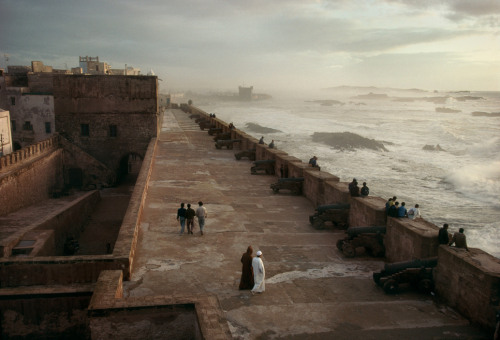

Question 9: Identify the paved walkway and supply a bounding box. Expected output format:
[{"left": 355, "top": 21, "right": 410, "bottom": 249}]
[{"left": 124, "top": 109, "right": 489, "bottom": 339}]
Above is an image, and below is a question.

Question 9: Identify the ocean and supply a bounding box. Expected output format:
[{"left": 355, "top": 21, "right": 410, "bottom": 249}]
[{"left": 197, "top": 88, "right": 500, "bottom": 258}]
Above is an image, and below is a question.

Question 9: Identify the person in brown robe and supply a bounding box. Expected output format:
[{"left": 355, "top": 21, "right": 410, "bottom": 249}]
[{"left": 239, "top": 246, "right": 254, "bottom": 290}]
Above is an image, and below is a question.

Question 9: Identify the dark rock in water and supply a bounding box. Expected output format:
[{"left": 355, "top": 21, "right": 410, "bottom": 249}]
[
  {"left": 472, "top": 111, "right": 500, "bottom": 117},
  {"left": 245, "top": 123, "right": 282, "bottom": 134},
  {"left": 423, "top": 144, "right": 445, "bottom": 151},
  {"left": 436, "top": 107, "right": 461, "bottom": 113},
  {"left": 455, "top": 96, "right": 484, "bottom": 101},
  {"left": 312, "top": 132, "right": 388, "bottom": 151},
  {"left": 352, "top": 92, "right": 388, "bottom": 100},
  {"left": 306, "top": 99, "right": 344, "bottom": 106}
]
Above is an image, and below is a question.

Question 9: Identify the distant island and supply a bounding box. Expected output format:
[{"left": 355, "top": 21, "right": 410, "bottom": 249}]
[{"left": 312, "top": 132, "right": 388, "bottom": 151}]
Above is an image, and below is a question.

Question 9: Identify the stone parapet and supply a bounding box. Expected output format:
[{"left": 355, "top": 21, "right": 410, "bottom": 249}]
[
  {"left": 385, "top": 217, "right": 440, "bottom": 262},
  {"left": 324, "top": 181, "right": 351, "bottom": 204},
  {"left": 303, "top": 170, "right": 340, "bottom": 206},
  {"left": 349, "top": 196, "right": 387, "bottom": 228},
  {"left": 434, "top": 246, "right": 500, "bottom": 329},
  {"left": 0, "top": 135, "right": 59, "bottom": 173}
]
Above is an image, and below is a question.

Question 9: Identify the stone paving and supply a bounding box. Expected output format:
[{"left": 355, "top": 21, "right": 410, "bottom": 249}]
[{"left": 124, "top": 109, "right": 489, "bottom": 339}]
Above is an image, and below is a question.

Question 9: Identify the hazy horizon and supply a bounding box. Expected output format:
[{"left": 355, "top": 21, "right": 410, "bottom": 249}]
[{"left": 1, "top": 0, "right": 499, "bottom": 93}]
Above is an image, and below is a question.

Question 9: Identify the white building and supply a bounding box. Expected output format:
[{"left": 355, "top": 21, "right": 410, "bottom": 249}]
[{"left": 0, "top": 108, "right": 13, "bottom": 156}]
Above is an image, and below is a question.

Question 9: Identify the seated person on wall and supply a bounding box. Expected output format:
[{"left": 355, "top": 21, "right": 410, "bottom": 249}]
[
  {"left": 348, "top": 178, "right": 360, "bottom": 197},
  {"left": 438, "top": 223, "right": 449, "bottom": 245},
  {"left": 308, "top": 156, "right": 321, "bottom": 170},
  {"left": 407, "top": 204, "right": 421, "bottom": 219},
  {"left": 449, "top": 227, "right": 469, "bottom": 251},
  {"left": 360, "top": 182, "right": 369, "bottom": 197},
  {"left": 259, "top": 136, "right": 265, "bottom": 144},
  {"left": 269, "top": 140, "right": 275, "bottom": 149},
  {"left": 397, "top": 201, "right": 407, "bottom": 218},
  {"left": 388, "top": 201, "right": 399, "bottom": 217}
]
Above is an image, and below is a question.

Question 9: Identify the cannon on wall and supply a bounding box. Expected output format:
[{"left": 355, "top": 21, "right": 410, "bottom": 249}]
[
  {"left": 251, "top": 160, "right": 275, "bottom": 175},
  {"left": 189, "top": 114, "right": 201, "bottom": 120},
  {"left": 213, "top": 132, "right": 232, "bottom": 142},
  {"left": 373, "top": 257, "right": 438, "bottom": 294},
  {"left": 215, "top": 139, "right": 241, "bottom": 150},
  {"left": 336, "top": 226, "right": 386, "bottom": 258},
  {"left": 270, "top": 177, "right": 304, "bottom": 195},
  {"left": 199, "top": 120, "right": 214, "bottom": 131},
  {"left": 235, "top": 149, "right": 256, "bottom": 161},
  {"left": 309, "top": 203, "right": 350, "bottom": 229}
]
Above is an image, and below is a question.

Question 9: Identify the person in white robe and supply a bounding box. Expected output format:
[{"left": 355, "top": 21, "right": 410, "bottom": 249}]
[{"left": 251, "top": 251, "right": 265, "bottom": 294}]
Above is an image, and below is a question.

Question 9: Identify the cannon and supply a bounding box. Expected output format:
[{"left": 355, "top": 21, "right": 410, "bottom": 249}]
[
  {"left": 235, "top": 149, "right": 256, "bottom": 161},
  {"left": 189, "top": 114, "right": 201, "bottom": 120},
  {"left": 251, "top": 159, "right": 275, "bottom": 175},
  {"left": 336, "top": 226, "right": 386, "bottom": 258},
  {"left": 373, "top": 257, "right": 438, "bottom": 294},
  {"left": 208, "top": 127, "right": 223, "bottom": 136},
  {"left": 213, "top": 132, "right": 232, "bottom": 142},
  {"left": 215, "top": 139, "right": 241, "bottom": 150},
  {"left": 270, "top": 177, "right": 304, "bottom": 195},
  {"left": 309, "top": 203, "right": 350, "bottom": 229}
]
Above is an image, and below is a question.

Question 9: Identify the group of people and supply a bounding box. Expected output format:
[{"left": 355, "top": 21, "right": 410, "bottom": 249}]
[
  {"left": 385, "top": 196, "right": 421, "bottom": 219},
  {"left": 258, "top": 136, "right": 275, "bottom": 149},
  {"left": 239, "top": 246, "right": 266, "bottom": 294},
  {"left": 176, "top": 201, "right": 208, "bottom": 235},
  {"left": 439, "top": 223, "right": 469, "bottom": 251},
  {"left": 348, "top": 178, "right": 370, "bottom": 197}
]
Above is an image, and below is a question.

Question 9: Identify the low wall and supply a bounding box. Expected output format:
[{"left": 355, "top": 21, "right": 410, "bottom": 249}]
[
  {"left": 434, "top": 246, "right": 500, "bottom": 329},
  {"left": 0, "top": 135, "right": 59, "bottom": 172},
  {"left": 385, "top": 217, "right": 440, "bottom": 262},
  {"left": 349, "top": 196, "right": 387, "bottom": 228}
]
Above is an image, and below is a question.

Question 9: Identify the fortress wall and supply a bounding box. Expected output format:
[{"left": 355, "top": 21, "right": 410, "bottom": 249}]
[
  {"left": 0, "top": 148, "right": 63, "bottom": 217},
  {"left": 385, "top": 217, "right": 440, "bottom": 262},
  {"left": 348, "top": 196, "right": 387, "bottom": 228},
  {"left": 185, "top": 106, "right": 500, "bottom": 330},
  {"left": 0, "top": 288, "right": 92, "bottom": 339},
  {"left": 303, "top": 171, "right": 339, "bottom": 207},
  {"left": 0, "top": 135, "right": 59, "bottom": 172},
  {"left": 435, "top": 246, "right": 500, "bottom": 329},
  {"left": 324, "top": 181, "right": 351, "bottom": 204},
  {"left": 113, "top": 137, "right": 158, "bottom": 280}
]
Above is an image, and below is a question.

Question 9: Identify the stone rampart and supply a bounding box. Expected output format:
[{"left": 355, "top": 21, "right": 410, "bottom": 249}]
[
  {"left": 185, "top": 105, "right": 500, "bottom": 330},
  {"left": 0, "top": 135, "right": 59, "bottom": 172},
  {"left": 434, "top": 246, "right": 500, "bottom": 329},
  {"left": 0, "top": 142, "right": 63, "bottom": 217}
]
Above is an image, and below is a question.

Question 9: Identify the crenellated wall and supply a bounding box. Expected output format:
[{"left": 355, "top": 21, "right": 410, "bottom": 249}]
[{"left": 185, "top": 104, "right": 500, "bottom": 330}]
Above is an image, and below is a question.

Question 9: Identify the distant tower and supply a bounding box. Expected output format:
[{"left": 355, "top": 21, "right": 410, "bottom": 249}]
[{"left": 238, "top": 86, "right": 253, "bottom": 101}]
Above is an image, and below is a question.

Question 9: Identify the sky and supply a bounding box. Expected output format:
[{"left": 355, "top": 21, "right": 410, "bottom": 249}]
[{"left": 0, "top": 0, "right": 499, "bottom": 94}]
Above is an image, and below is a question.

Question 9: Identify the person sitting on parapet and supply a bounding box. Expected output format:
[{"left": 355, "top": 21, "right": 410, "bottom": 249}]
[
  {"left": 438, "top": 223, "right": 449, "bottom": 245},
  {"left": 259, "top": 136, "right": 264, "bottom": 144},
  {"left": 385, "top": 197, "right": 393, "bottom": 214},
  {"left": 397, "top": 201, "right": 407, "bottom": 217},
  {"left": 348, "top": 178, "right": 360, "bottom": 197},
  {"left": 449, "top": 227, "right": 469, "bottom": 251},
  {"left": 308, "top": 156, "right": 320, "bottom": 170},
  {"left": 360, "top": 182, "right": 369, "bottom": 197},
  {"left": 388, "top": 201, "right": 399, "bottom": 217},
  {"left": 229, "top": 122, "right": 235, "bottom": 129},
  {"left": 407, "top": 204, "right": 421, "bottom": 220},
  {"left": 269, "top": 140, "right": 275, "bottom": 149}
]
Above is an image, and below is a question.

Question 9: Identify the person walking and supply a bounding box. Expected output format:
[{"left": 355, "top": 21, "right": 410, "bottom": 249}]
[
  {"left": 185, "top": 203, "right": 196, "bottom": 234},
  {"left": 239, "top": 246, "right": 254, "bottom": 290},
  {"left": 176, "top": 203, "right": 187, "bottom": 235},
  {"left": 196, "top": 201, "right": 207, "bottom": 235},
  {"left": 251, "top": 250, "right": 265, "bottom": 294}
]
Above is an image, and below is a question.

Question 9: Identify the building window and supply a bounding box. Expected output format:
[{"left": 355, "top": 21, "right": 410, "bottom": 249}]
[
  {"left": 23, "top": 121, "right": 33, "bottom": 131},
  {"left": 45, "top": 122, "right": 51, "bottom": 134},
  {"left": 81, "top": 124, "right": 89, "bottom": 136},
  {"left": 109, "top": 125, "right": 117, "bottom": 137},
  {"left": 10, "top": 97, "right": 15, "bottom": 105},
  {"left": 11, "top": 120, "right": 16, "bottom": 131}
]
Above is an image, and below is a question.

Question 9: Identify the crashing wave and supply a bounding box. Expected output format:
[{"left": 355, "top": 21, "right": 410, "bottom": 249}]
[
  {"left": 312, "top": 132, "right": 388, "bottom": 151},
  {"left": 245, "top": 123, "right": 282, "bottom": 134}
]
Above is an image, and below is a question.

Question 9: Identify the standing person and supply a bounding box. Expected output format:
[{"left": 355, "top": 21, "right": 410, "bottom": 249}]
[
  {"left": 176, "top": 203, "right": 187, "bottom": 235},
  {"left": 196, "top": 201, "right": 207, "bottom": 235},
  {"left": 398, "top": 202, "right": 407, "bottom": 218},
  {"left": 360, "top": 182, "right": 369, "bottom": 197},
  {"left": 438, "top": 223, "right": 450, "bottom": 245},
  {"left": 407, "top": 204, "right": 421, "bottom": 220},
  {"left": 185, "top": 203, "right": 196, "bottom": 234},
  {"left": 251, "top": 251, "right": 265, "bottom": 294},
  {"left": 239, "top": 246, "right": 254, "bottom": 290},
  {"left": 449, "top": 228, "right": 469, "bottom": 251}
]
